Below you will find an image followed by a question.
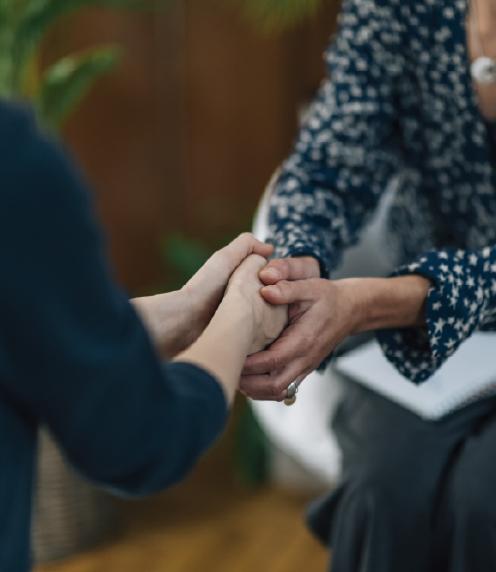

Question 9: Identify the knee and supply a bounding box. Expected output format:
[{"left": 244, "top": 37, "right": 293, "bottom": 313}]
[
  {"left": 348, "top": 466, "right": 428, "bottom": 520},
  {"left": 450, "top": 471, "right": 496, "bottom": 525}
]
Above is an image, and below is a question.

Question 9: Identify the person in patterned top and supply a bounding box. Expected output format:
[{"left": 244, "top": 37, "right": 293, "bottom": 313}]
[{"left": 240, "top": 0, "right": 496, "bottom": 570}]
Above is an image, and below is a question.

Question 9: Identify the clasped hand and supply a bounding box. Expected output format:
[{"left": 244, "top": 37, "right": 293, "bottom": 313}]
[
  {"left": 193, "top": 246, "right": 361, "bottom": 402},
  {"left": 134, "top": 235, "right": 361, "bottom": 402},
  {"left": 134, "top": 233, "right": 289, "bottom": 364},
  {"left": 240, "top": 257, "right": 362, "bottom": 402}
]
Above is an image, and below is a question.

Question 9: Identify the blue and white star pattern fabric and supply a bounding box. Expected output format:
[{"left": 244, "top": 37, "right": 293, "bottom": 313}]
[
  {"left": 377, "top": 248, "right": 496, "bottom": 382},
  {"left": 267, "top": 0, "right": 496, "bottom": 383}
]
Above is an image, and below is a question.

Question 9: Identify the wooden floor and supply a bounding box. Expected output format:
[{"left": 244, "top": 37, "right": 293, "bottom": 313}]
[{"left": 35, "top": 460, "right": 329, "bottom": 572}]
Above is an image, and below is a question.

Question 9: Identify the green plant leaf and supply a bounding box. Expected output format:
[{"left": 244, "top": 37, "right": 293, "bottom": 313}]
[
  {"left": 35, "top": 45, "right": 120, "bottom": 129},
  {"left": 233, "top": 0, "right": 324, "bottom": 31},
  {"left": 0, "top": 0, "right": 19, "bottom": 96},
  {"left": 234, "top": 403, "right": 270, "bottom": 487},
  {"left": 12, "top": 0, "right": 162, "bottom": 90},
  {"left": 0, "top": 29, "right": 14, "bottom": 96},
  {"left": 162, "top": 234, "right": 212, "bottom": 285}
]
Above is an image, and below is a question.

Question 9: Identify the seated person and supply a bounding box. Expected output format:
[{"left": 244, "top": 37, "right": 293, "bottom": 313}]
[{"left": 242, "top": 0, "right": 496, "bottom": 570}]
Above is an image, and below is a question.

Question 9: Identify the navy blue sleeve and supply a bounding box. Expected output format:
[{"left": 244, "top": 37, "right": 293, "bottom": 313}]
[
  {"left": 0, "top": 104, "right": 228, "bottom": 496},
  {"left": 377, "top": 247, "right": 496, "bottom": 384},
  {"left": 267, "top": 0, "right": 403, "bottom": 276}
]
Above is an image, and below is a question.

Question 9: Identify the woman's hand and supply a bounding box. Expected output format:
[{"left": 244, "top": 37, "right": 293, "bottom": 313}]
[
  {"left": 133, "top": 233, "right": 273, "bottom": 358},
  {"left": 240, "top": 257, "right": 430, "bottom": 401},
  {"left": 182, "top": 233, "right": 274, "bottom": 344},
  {"left": 173, "top": 255, "right": 287, "bottom": 405},
  {"left": 240, "top": 276, "right": 359, "bottom": 401},
  {"left": 224, "top": 254, "right": 288, "bottom": 354}
]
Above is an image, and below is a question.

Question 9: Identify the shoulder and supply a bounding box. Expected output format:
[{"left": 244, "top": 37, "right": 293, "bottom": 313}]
[
  {"left": 0, "top": 102, "right": 55, "bottom": 175},
  {"left": 338, "top": 0, "right": 434, "bottom": 28},
  {"left": 0, "top": 102, "right": 103, "bottom": 261},
  {"left": 335, "top": 0, "right": 405, "bottom": 42},
  {"left": 329, "top": 0, "right": 437, "bottom": 64},
  {"left": 0, "top": 102, "right": 92, "bottom": 225},
  {"left": 328, "top": 0, "right": 405, "bottom": 66}
]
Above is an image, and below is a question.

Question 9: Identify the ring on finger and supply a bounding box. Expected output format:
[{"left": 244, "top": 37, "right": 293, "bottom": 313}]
[{"left": 284, "top": 381, "right": 299, "bottom": 406}]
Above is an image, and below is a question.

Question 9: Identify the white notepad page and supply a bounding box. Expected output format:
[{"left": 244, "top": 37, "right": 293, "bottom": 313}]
[{"left": 335, "top": 332, "right": 496, "bottom": 420}]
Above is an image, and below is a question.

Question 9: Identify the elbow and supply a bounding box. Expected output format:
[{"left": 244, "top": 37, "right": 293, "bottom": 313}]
[
  {"left": 82, "top": 433, "right": 215, "bottom": 498},
  {"left": 105, "top": 451, "right": 202, "bottom": 498},
  {"left": 102, "top": 458, "right": 197, "bottom": 499}
]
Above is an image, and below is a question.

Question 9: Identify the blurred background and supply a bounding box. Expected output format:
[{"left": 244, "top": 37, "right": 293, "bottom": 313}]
[{"left": 1, "top": 0, "right": 342, "bottom": 569}]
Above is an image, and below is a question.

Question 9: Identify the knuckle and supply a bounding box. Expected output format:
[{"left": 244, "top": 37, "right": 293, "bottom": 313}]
[
  {"left": 300, "top": 332, "right": 315, "bottom": 349},
  {"left": 275, "top": 380, "right": 290, "bottom": 395},
  {"left": 269, "top": 258, "right": 287, "bottom": 273},
  {"left": 278, "top": 258, "right": 290, "bottom": 275},
  {"left": 239, "top": 232, "right": 254, "bottom": 244},
  {"left": 268, "top": 353, "right": 283, "bottom": 371},
  {"left": 239, "top": 379, "right": 254, "bottom": 393},
  {"left": 313, "top": 278, "right": 327, "bottom": 293}
]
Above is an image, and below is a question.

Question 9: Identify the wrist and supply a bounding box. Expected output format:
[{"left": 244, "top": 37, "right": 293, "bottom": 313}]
[
  {"left": 336, "top": 276, "right": 431, "bottom": 334},
  {"left": 179, "top": 285, "right": 205, "bottom": 346},
  {"left": 177, "top": 290, "right": 255, "bottom": 406},
  {"left": 216, "top": 289, "right": 256, "bottom": 343},
  {"left": 133, "top": 290, "right": 197, "bottom": 358},
  {"left": 332, "top": 278, "right": 369, "bottom": 335}
]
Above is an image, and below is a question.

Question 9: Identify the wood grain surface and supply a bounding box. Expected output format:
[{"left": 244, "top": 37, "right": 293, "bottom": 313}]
[{"left": 36, "top": 484, "right": 329, "bottom": 572}]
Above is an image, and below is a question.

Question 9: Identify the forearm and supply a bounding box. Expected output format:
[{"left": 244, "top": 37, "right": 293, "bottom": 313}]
[
  {"left": 132, "top": 289, "right": 197, "bottom": 359},
  {"left": 174, "top": 293, "right": 254, "bottom": 405},
  {"left": 339, "top": 275, "right": 432, "bottom": 335}
]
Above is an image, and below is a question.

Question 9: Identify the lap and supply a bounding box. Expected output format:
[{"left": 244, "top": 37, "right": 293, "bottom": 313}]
[
  {"left": 332, "top": 377, "right": 496, "bottom": 504},
  {"left": 441, "top": 404, "right": 496, "bottom": 511},
  {"left": 430, "top": 400, "right": 496, "bottom": 570},
  {"left": 308, "top": 378, "right": 496, "bottom": 568}
]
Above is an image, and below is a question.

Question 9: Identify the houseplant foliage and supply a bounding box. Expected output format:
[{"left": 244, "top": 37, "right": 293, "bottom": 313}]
[
  {"left": 0, "top": 0, "right": 325, "bottom": 131},
  {"left": 233, "top": 0, "right": 325, "bottom": 31},
  {"left": 0, "top": 0, "right": 158, "bottom": 130}
]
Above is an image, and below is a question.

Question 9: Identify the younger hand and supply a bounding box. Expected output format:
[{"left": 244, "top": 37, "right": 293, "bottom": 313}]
[
  {"left": 133, "top": 234, "right": 273, "bottom": 358},
  {"left": 182, "top": 233, "right": 274, "bottom": 345},
  {"left": 225, "top": 255, "right": 288, "bottom": 355}
]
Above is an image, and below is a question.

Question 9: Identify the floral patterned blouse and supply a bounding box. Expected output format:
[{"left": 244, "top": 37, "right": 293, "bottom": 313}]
[{"left": 268, "top": 0, "right": 496, "bottom": 383}]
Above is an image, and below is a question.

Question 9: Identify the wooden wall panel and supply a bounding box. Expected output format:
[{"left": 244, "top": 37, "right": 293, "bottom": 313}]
[
  {"left": 44, "top": 6, "right": 186, "bottom": 293},
  {"left": 43, "top": 1, "right": 339, "bottom": 293},
  {"left": 182, "top": 0, "right": 339, "bottom": 240}
]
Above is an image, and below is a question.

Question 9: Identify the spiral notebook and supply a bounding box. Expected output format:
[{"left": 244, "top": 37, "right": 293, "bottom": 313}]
[{"left": 335, "top": 332, "right": 496, "bottom": 420}]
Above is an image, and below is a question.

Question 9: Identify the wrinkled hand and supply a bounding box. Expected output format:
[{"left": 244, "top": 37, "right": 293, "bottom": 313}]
[
  {"left": 182, "top": 233, "right": 274, "bottom": 344},
  {"left": 225, "top": 255, "right": 288, "bottom": 355},
  {"left": 240, "top": 257, "right": 361, "bottom": 401}
]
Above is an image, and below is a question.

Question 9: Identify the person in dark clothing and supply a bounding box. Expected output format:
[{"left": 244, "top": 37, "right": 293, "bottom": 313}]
[{"left": 0, "top": 102, "right": 287, "bottom": 571}]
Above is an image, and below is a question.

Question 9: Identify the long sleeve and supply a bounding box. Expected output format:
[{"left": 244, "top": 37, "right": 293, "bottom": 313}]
[
  {"left": 377, "top": 247, "right": 496, "bottom": 384},
  {"left": 0, "top": 104, "right": 227, "bottom": 496},
  {"left": 268, "top": 0, "right": 403, "bottom": 276}
]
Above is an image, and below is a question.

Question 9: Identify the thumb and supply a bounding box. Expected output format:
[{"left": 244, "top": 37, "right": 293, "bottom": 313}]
[{"left": 261, "top": 280, "right": 311, "bottom": 305}]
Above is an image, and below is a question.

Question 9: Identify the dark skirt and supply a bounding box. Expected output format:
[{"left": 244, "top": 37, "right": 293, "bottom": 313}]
[{"left": 307, "top": 378, "right": 496, "bottom": 572}]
